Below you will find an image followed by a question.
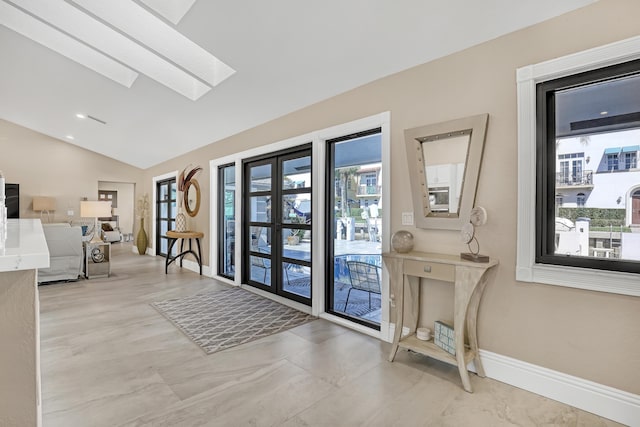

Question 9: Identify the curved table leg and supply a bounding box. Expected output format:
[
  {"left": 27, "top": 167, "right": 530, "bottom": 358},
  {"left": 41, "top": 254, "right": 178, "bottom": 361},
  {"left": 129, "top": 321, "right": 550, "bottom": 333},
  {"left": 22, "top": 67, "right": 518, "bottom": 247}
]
[
  {"left": 165, "top": 238, "right": 178, "bottom": 274},
  {"left": 195, "top": 238, "right": 202, "bottom": 275}
]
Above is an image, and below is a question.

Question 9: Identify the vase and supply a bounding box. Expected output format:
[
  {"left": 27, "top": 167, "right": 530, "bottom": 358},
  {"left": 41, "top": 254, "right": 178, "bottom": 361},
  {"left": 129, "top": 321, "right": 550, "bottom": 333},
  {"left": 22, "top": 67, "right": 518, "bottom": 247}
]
[
  {"left": 391, "top": 230, "right": 414, "bottom": 253},
  {"left": 136, "top": 217, "right": 148, "bottom": 255},
  {"left": 175, "top": 208, "right": 187, "bottom": 232}
]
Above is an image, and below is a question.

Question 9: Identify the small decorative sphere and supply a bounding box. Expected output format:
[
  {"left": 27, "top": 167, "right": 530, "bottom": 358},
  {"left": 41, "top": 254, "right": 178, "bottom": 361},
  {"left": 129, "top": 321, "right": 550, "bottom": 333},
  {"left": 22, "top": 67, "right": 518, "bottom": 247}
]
[{"left": 391, "top": 230, "right": 414, "bottom": 253}]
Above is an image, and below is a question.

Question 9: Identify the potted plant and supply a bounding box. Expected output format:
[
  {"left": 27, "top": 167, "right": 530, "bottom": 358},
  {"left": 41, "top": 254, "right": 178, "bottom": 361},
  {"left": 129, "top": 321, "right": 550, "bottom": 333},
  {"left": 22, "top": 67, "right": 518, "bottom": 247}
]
[{"left": 287, "top": 216, "right": 305, "bottom": 245}]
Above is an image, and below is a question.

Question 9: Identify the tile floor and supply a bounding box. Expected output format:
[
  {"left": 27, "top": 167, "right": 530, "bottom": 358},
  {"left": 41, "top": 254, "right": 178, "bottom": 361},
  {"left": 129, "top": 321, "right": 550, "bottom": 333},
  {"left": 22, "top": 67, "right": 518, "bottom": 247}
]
[{"left": 38, "top": 244, "right": 621, "bottom": 426}]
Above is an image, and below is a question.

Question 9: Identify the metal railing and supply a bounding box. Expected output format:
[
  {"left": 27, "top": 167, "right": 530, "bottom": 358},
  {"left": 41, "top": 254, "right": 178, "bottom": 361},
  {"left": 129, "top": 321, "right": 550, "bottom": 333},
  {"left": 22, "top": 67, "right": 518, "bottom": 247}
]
[
  {"left": 357, "top": 185, "right": 381, "bottom": 196},
  {"left": 556, "top": 170, "right": 593, "bottom": 186}
]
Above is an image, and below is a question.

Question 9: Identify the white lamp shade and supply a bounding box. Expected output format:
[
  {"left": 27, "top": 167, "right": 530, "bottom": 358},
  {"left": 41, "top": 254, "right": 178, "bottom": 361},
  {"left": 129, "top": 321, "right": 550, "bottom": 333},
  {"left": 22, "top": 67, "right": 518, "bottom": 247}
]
[
  {"left": 80, "top": 201, "right": 112, "bottom": 218},
  {"left": 33, "top": 196, "right": 56, "bottom": 211}
]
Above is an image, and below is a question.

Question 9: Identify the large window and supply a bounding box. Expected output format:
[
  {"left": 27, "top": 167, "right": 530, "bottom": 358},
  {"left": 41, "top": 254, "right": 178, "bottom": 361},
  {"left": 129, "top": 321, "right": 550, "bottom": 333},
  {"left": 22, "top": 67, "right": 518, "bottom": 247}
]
[
  {"left": 536, "top": 59, "right": 640, "bottom": 274},
  {"left": 517, "top": 36, "right": 640, "bottom": 296},
  {"left": 217, "top": 164, "right": 236, "bottom": 279}
]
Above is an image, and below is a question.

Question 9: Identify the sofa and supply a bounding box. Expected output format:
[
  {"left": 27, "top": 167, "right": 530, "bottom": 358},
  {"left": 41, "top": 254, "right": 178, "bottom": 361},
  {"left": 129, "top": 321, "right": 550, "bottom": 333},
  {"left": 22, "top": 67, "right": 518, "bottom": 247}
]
[{"left": 38, "top": 223, "right": 83, "bottom": 284}]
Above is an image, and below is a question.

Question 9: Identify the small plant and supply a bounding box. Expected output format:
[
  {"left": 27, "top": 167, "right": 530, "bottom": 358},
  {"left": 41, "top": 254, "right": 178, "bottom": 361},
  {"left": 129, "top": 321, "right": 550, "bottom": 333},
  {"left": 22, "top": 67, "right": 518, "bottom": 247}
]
[{"left": 287, "top": 215, "right": 306, "bottom": 244}]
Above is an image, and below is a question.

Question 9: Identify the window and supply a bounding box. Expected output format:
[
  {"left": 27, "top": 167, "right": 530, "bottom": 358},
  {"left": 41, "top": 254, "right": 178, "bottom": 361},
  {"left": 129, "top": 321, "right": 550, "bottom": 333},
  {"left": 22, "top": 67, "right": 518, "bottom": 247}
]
[
  {"left": 517, "top": 35, "right": 640, "bottom": 296},
  {"left": 536, "top": 60, "right": 640, "bottom": 273},
  {"left": 624, "top": 151, "right": 637, "bottom": 169},
  {"left": 218, "top": 164, "right": 236, "bottom": 279},
  {"left": 364, "top": 173, "right": 377, "bottom": 187}
]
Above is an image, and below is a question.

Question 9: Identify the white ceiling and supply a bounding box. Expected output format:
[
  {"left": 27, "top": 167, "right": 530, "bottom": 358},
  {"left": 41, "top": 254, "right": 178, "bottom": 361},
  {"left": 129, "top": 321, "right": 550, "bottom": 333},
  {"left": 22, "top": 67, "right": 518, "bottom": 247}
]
[{"left": 0, "top": 0, "right": 596, "bottom": 169}]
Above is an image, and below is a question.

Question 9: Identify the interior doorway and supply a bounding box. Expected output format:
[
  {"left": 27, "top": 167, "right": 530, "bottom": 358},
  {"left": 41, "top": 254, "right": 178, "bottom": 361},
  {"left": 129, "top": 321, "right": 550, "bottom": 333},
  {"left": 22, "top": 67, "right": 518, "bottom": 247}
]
[
  {"left": 243, "top": 145, "right": 312, "bottom": 306},
  {"left": 98, "top": 181, "right": 135, "bottom": 244}
]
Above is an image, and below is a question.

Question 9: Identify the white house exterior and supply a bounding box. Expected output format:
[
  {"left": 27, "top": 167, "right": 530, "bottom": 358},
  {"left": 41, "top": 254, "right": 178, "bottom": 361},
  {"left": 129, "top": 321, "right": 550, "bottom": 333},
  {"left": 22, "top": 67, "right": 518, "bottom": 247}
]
[{"left": 556, "top": 128, "right": 640, "bottom": 226}]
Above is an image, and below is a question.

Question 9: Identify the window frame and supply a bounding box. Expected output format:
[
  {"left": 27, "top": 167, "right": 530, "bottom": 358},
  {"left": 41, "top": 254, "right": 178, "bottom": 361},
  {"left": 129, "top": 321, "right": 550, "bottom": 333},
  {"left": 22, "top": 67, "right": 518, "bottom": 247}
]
[{"left": 516, "top": 35, "right": 640, "bottom": 297}]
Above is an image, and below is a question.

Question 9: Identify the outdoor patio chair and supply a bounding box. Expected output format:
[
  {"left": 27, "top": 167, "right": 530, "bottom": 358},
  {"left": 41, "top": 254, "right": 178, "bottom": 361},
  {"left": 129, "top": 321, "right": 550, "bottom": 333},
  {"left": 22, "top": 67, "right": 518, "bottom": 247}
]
[
  {"left": 250, "top": 246, "right": 290, "bottom": 284},
  {"left": 345, "top": 260, "right": 382, "bottom": 310}
]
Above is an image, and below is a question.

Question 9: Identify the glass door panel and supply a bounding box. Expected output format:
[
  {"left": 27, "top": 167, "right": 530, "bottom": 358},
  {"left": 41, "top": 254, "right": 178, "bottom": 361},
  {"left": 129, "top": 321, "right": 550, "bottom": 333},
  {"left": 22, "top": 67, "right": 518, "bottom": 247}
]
[
  {"left": 327, "top": 130, "right": 382, "bottom": 328},
  {"left": 156, "top": 177, "right": 177, "bottom": 258},
  {"left": 282, "top": 263, "right": 311, "bottom": 298},
  {"left": 218, "top": 164, "right": 236, "bottom": 279},
  {"left": 250, "top": 164, "right": 272, "bottom": 191}
]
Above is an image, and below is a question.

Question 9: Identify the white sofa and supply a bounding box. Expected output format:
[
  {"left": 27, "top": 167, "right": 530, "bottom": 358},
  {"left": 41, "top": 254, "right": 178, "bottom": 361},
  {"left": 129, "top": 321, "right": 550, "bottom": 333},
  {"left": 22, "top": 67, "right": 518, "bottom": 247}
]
[{"left": 38, "top": 223, "right": 83, "bottom": 284}]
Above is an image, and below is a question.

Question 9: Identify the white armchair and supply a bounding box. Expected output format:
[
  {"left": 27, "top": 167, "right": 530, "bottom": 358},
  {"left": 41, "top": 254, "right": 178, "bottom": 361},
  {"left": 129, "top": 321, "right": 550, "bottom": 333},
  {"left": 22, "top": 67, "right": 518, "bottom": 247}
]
[{"left": 101, "top": 221, "right": 122, "bottom": 243}]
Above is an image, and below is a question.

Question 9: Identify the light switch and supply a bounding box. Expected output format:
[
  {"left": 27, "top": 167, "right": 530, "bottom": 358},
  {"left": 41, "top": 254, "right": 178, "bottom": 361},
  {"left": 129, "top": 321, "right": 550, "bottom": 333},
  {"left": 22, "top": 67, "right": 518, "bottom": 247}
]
[{"left": 401, "top": 212, "right": 414, "bottom": 225}]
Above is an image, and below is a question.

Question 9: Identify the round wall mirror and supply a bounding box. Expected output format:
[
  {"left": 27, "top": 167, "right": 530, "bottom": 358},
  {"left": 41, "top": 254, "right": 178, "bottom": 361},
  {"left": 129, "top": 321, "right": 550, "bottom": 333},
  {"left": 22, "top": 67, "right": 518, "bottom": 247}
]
[{"left": 184, "top": 179, "right": 201, "bottom": 217}]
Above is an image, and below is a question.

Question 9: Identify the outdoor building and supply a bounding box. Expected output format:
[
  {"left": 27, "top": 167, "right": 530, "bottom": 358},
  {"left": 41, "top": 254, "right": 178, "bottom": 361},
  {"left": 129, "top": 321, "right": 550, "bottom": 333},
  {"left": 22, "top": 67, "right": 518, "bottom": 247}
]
[{"left": 555, "top": 128, "right": 640, "bottom": 260}]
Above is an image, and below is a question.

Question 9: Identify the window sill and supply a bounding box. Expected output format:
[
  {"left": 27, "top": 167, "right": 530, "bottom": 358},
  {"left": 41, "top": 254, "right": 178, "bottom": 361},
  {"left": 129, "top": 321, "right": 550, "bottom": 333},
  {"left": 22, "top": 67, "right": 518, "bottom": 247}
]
[{"left": 516, "top": 263, "right": 640, "bottom": 296}]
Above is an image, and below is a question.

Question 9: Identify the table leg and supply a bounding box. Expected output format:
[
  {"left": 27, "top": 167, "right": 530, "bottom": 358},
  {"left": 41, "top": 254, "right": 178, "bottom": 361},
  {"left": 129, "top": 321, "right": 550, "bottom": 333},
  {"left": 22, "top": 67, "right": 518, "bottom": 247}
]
[
  {"left": 165, "top": 238, "right": 177, "bottom": 274},
  {"left": 467, "top": 270, "right": 491, "bottom": 378},
  {"left": 179, "top": 239, "right": 185, "bottom": 267},
  {"left": 386, "top": 258, "right": 404, "bottom": 362},
  {"left": 454, "top": 266, "right": 483, "bottom": 393},
  {"left": 195, "top": 238, "right": 202, "bottom": 275}
]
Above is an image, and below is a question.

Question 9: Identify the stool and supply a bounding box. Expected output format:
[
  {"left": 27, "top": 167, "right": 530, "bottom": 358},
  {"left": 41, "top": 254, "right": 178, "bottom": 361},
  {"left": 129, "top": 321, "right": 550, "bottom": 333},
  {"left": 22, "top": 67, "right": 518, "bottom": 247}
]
[{"left": 165, "top": 230, "right": 204, "bottom": 275}]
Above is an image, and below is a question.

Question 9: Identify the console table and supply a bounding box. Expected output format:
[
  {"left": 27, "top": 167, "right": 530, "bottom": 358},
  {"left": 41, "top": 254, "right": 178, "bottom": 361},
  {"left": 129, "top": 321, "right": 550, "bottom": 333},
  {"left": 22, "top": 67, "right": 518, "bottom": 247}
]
[
  {"left": 165, "top": 230, "right": 204, "bottom": 275},
  {"left": 383, "top": 251, "right": 498, "bottom": 393}
]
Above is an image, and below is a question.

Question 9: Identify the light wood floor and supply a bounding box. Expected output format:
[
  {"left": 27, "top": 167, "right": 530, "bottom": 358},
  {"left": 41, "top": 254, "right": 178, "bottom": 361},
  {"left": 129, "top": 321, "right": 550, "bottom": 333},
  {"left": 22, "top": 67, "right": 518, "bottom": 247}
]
[{"left": 39, "top": 244, "right": 619, "bottom": 426}]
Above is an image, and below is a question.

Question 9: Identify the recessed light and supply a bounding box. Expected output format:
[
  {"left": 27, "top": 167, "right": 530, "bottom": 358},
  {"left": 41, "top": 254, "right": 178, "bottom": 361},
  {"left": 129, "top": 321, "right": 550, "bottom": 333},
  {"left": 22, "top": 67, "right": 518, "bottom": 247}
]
[
  {"left": 600, "top": 111, "right": 608, "bottom": 115},
  {"left": 76, "top": 113, "right": 86, "bottom": 119},
  {"left": 66, "top": 135, "right": 75, "bottom": 140}
]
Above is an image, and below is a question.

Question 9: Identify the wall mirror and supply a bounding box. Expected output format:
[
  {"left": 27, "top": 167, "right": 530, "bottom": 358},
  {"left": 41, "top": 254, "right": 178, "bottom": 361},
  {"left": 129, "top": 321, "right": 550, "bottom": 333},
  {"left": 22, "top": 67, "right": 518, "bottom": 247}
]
[
  {"left": 184, "top": 179, "right": 201, "bottom": 217},
  {"left": 405, "top": 113, "right": 488, "bottom": 230}
]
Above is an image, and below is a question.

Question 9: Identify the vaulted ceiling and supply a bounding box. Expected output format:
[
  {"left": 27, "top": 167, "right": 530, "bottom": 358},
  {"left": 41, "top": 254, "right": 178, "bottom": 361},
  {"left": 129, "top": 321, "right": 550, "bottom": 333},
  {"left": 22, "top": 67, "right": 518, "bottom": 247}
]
[{"left": 0, "top": 0, "right": 596, "bottom": 168}]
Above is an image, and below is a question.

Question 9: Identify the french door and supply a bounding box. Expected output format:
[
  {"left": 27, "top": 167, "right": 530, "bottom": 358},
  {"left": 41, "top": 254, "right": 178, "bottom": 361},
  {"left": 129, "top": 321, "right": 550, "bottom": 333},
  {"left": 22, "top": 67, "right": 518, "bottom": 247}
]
[
  {"left": 155, "top": 177, "right": 177, "bottom": 257},
  {"left": 243, "top": 145, "right": 312, "bottom": 305}
]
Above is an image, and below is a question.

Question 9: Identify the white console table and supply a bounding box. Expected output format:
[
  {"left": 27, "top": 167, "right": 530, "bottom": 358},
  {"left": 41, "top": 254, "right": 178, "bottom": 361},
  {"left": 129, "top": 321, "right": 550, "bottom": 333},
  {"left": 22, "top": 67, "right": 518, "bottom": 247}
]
[
  {"left": 383, "top": 250, "right": 498, "bottom": 393},
  {"left": 0, "top": 219, "right": 49, "bottom": 426}
]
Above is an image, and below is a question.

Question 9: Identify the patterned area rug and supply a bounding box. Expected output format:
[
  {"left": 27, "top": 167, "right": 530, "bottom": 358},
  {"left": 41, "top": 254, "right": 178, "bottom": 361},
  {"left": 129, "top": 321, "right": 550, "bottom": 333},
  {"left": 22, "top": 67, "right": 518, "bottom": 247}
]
[{"left": 152, "top": 287, "right": 316, "bottom": 354}]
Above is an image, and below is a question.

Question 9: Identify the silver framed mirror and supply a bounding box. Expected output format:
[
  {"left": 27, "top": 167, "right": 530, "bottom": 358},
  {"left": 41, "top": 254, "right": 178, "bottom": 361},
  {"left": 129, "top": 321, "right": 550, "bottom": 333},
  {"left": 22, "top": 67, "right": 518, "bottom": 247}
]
[{"left": 405, "top": 113, "right": 488, "bottom": 230}]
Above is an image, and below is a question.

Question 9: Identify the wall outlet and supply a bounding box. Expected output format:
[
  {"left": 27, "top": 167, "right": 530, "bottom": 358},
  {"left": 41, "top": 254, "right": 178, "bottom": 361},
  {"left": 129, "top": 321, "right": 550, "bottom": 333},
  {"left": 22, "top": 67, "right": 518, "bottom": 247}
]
[
  {"left": 67, "top": 210, "right": 74, "bottom": 216},
  {"left": 401, "top": 212, "right": 414, "bottom": 225}
]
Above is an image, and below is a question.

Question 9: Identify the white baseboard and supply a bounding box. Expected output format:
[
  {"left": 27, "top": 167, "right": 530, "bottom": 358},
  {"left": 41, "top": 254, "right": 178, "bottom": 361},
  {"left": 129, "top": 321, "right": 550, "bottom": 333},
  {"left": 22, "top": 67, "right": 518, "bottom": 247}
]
[
  {"left": 387, "top": 323, "right": 639, "bottom": 425},
  {"left": 480, "top": 350, "right": 640, "bottom": 427},
  {"left": 179, "top": 259, "right": 212, "bottom": 277}
]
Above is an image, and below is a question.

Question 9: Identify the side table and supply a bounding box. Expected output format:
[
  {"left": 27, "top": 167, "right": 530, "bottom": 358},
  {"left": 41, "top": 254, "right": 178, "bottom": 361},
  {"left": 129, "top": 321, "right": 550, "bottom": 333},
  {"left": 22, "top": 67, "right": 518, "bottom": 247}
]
[
  {"left": 383, "top": 250, "right": 498, "bottom": 393},
  {"left": 165, "top": 230, "right": 204, "bottom": 275},
  {"left": 84, "top": 241, "right": 111, "bottom": 279}
]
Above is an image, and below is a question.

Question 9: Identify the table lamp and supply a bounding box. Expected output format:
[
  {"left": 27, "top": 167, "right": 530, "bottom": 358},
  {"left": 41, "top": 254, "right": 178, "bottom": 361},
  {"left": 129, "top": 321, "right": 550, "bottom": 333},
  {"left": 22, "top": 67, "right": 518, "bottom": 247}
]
[
  {"left": 81, "top": 201, "right": 112, "bottom": 243},
  {"left": 33, "top": 196, "right": 56, "bottom": 223}
]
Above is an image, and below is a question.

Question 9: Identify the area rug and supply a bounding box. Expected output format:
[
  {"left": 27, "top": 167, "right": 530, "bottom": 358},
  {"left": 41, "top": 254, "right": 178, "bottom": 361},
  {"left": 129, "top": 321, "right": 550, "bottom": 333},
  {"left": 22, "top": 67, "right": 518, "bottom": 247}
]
[{"left": 152, "top": 287, "right": 316, "bottom": 354}]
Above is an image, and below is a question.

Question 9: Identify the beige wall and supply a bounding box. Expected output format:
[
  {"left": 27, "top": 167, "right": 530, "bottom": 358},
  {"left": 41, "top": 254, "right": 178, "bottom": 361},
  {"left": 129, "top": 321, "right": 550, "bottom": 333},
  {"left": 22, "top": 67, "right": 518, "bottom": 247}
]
[
  {"left": 144, "top": 0, "right": 640, "bottom": 394},
  {"left": 0, "top": 120, "right": 144, "bottom": 233}
]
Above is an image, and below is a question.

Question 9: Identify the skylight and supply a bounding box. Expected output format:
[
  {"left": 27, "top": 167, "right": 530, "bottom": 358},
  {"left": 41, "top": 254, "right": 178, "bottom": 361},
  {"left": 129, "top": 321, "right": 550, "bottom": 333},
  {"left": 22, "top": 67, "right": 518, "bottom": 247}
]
[
  {"left": 0, "top": 1, "right": 138, "bottom": 88},
  {"left": 1, "top": 0, "right": 235, "bottom": 100}
]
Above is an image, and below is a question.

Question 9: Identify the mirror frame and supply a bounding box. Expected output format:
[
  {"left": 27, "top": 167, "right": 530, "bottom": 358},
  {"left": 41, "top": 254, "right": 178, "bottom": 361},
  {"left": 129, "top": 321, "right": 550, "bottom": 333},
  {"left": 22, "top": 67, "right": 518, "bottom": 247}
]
[
  {"left": 405, "top": 113, "right": 489, "bottom": 230},
  {"left": 184, "top": 179, "right": 201, "bottom": 217}
]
